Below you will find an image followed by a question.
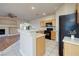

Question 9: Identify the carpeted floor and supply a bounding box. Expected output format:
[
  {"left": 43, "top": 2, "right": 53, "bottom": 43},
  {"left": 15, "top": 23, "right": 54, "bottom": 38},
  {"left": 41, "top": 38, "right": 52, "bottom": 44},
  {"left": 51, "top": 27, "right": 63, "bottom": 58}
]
[{"left": 0, "top": 38, "right": 59, "bottom": 56}]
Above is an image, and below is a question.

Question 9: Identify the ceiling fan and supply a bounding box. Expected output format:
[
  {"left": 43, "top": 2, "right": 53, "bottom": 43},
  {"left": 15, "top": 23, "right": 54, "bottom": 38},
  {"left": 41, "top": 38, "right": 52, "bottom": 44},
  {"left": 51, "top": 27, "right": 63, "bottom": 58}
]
[{"left": 8, "top": 13, "right": 17, "bottom": 18}]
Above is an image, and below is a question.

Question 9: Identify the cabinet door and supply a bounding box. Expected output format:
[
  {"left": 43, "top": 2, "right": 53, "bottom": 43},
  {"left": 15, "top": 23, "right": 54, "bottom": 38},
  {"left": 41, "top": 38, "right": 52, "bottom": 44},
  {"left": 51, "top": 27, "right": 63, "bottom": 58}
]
[
  {"left": 40, "top": 20, "right": 45, "bottom": 27},
  {"left": 36, "top": 36, "right": 45, "bottom": 56},
  {"left": 52, "top": 20, "right": 56, "bottom": 26},
  {"left": 64, "top": 43, "right": 79, "bottom": 56},
  {"left": 46, "top": 19, "right": 52, "bottom": 23},
  {"left": 64, "top": 43, "right": 72, "bottom": 56},
  {"left": 51, "top": 31, "right": 56, "bottom": 40}
]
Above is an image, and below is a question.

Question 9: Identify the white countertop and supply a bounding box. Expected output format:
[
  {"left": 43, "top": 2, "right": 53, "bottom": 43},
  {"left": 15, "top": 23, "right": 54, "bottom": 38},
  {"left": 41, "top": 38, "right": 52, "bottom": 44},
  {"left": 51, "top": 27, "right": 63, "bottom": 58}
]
[
  {"left": 63, "top": 36, "right": 79, "bottom": 45},
  {"left": 36, "top": 33, "right": 45, "bottom": 38}
]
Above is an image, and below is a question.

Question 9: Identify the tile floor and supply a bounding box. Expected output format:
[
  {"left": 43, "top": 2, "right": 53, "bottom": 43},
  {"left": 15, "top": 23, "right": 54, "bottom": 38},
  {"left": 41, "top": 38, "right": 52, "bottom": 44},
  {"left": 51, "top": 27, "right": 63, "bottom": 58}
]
[
  {"left": 0, "top": 39, "right": 59, "bottom": 56},
  {"left": 0, "top": 40, "right": 21, "bottom": 56},
  {"left": 44, "top": 39, "right": 59, "bottom": 56}
]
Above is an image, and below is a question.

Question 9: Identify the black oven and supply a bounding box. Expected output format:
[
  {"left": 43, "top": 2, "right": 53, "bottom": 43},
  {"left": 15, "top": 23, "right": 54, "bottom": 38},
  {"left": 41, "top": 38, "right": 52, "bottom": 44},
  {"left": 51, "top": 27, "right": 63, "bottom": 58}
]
[
  {"left": 44, "top": 28, "right": 53, "bottom": 40},
  {"left": 44, "top": 22, "right": 53, "bottom": 40}
]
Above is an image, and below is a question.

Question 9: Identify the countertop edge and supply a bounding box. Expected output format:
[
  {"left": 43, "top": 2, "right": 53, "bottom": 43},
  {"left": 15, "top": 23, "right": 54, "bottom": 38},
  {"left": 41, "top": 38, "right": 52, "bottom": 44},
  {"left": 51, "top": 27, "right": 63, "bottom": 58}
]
[
  {"left": 36, "top": 33, "right": 45, "bottom": 38},
  {"left": 63, "top": 37, "right": 79, "bottom": 46}
]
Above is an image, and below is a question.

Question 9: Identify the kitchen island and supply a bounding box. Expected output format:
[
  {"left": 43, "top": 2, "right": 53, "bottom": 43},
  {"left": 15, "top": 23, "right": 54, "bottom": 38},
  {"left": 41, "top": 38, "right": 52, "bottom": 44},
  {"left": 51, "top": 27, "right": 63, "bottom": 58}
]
[
  {"left": 36, "top": 33, "right": 45, "bottom": 56},
  {"left": 63, "top": 36, "right": 79, "bottom": 56},
  {"left": 0, "top": 34, "right": 20, "bottom": 51},
  {"left": 20, "top": 30, "right": 45, "bottom": 56}
]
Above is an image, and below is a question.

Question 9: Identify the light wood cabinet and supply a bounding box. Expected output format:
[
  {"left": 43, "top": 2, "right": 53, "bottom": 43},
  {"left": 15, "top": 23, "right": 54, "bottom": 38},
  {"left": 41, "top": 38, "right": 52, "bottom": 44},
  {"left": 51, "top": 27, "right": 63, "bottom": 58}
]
[
  {"left": 64, "top": 42, "right": 79, "bottom": 56},
  {"left": 45, "top": 19, "right": 52, "bottom": 23},
  {"left": 36, "top": 36, "right": 45, "bottom": 56},
  {"left": 40, "top": 18, "right": 56, "bottom": 27},
  {"left": 52, "top": 20, "right": 56, "bottom": 26},
  {"left": 51, "top": 31, "right": 56, "bottom": 40},
  {"left": 40, "top": 20, "right": 46, "bottom": 27}
]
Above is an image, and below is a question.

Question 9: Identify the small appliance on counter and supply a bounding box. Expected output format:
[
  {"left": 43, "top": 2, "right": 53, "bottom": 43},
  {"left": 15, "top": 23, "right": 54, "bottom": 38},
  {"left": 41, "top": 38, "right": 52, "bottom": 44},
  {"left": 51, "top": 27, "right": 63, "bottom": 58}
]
[{"left": 68, "top": 30, "right": 76, "bottom": 40}]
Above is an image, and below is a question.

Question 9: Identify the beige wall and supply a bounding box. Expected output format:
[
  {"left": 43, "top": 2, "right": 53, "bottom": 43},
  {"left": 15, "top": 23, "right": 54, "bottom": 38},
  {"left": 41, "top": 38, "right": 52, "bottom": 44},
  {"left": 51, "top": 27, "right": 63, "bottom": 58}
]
[
  {"left": 0, "top": 17, "right": 17, "bottom": 25},
  {"left": 56, "top": 3, "right": 76, "bottom": 41},
  {"left": 9, "top": 27, "right": 18, "bottom": 34},
  {"left": 0, "top": 17, "right": 19, "bottom": 34}
]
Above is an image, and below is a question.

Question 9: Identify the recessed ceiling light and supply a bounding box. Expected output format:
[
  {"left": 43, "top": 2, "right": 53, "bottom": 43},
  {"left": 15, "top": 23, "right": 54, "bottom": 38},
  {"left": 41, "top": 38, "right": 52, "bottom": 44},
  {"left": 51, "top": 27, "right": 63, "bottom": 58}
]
[
  {"left": 43, "top": 13, "right": 46, "bottom": 15},
  {"left": 32, "top": 6, "right": 35, "bottom": 10}
]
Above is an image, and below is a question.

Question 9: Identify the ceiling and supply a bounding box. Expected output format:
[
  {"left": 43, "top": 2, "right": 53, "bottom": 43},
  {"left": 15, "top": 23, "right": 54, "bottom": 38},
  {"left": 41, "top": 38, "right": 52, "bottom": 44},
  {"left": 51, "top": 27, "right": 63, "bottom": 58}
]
[{"left": 0, "top": 3, "right": 63, "bottom": 21}]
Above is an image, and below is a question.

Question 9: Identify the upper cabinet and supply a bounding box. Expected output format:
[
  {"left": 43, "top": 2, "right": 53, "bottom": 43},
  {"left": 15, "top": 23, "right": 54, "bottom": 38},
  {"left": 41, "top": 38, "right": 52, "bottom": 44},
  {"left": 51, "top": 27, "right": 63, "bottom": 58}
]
[
  {"left": 52, "top": 19, "right": 56, "bottom": 26},
  {"left": 40, "top": 18, "right": 56, "bottom": 27},
  {"left": 40, "top": 19, "right": 46, "bottom": 27}
]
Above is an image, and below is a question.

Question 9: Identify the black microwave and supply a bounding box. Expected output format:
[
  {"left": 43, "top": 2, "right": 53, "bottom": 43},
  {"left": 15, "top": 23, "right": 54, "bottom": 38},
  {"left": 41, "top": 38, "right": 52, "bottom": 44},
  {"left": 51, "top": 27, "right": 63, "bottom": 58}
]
[{"left": 46, "top": 23, "right": 52, "bottom": 27}]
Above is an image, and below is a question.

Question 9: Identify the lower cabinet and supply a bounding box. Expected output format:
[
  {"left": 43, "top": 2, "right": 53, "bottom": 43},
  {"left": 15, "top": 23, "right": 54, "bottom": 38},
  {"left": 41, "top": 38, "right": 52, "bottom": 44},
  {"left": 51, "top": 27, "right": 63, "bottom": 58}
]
[
  {"left": 64, "top": 42, "right": 79, "bottom": 56},
  {"left": 36, "top": 36, "right": 45, "bottom": 56},
  {"left": 51, "top": 31, "right": 56, "bottom": 40}
]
